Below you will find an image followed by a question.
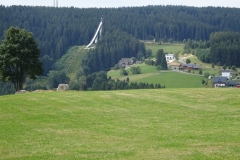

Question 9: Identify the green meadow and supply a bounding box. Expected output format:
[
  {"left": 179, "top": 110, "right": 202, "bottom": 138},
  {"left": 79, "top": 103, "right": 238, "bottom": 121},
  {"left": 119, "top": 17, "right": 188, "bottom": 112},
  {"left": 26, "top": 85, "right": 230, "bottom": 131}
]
[
  {"left": 1, "top": 89, "right": 240, "bottom": 159},
  {"left": 108, "top": 64, "right": 204, "bottom": 88},
  {"left": 56, "top": 46, "right": 86, "bottom": 80},
  {"left": 134, "top": 71, "right": 204, "bottom": 88},
  {"left": 145, "top": 42, "right": 184, "bottom": 56}
]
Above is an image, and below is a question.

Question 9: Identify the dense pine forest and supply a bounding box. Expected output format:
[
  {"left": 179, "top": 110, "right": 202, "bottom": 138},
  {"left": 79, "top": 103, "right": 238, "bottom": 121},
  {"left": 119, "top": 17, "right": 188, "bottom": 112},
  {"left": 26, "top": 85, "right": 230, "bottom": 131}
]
[
  {"left": 81, "top": 30, "right": 146, "bottom": 73},
  {"left": 184, "top": 31, "right": 240, "bottom": 67}
]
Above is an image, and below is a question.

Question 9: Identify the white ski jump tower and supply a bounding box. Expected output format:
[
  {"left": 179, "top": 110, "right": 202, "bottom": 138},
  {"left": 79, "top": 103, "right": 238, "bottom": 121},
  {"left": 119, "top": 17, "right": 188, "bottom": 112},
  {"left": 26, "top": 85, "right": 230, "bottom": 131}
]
[{"left": 86, "top": 17, "right": 103, "bottom": 48}]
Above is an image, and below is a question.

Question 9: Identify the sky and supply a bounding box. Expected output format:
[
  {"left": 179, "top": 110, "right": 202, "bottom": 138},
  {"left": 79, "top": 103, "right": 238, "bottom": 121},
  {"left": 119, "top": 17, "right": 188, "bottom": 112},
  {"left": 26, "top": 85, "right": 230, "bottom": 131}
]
[{"left": 0, "top": 0, "right": 240, "bottom": 8}]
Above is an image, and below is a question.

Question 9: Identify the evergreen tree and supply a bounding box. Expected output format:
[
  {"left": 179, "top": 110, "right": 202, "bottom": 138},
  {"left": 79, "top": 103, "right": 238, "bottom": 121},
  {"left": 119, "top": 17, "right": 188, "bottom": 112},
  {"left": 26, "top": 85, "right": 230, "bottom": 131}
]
[
  {"left": 160, "top": 53, "right": 168, "bottom": 70},
  {"left": 155, "top": 49, "right": 164, "bottom": 66}
]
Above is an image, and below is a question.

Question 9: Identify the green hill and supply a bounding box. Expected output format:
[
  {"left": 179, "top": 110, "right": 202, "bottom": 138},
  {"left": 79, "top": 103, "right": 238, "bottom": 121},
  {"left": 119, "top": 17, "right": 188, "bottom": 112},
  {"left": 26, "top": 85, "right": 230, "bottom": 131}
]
[
  {"left": 52, "top": 45, "right": 86, "bottom": 80},
  {"left": 1, "top": 89, "right": 240, "bottom": 159}
]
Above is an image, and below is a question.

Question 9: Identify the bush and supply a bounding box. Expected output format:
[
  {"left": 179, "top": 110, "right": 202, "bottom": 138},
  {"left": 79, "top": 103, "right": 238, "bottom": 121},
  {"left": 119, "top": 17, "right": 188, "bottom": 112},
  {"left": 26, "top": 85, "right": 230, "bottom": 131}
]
[
  {"left": 186, "top": 58, "right": 191, "bottom": 64},
  {"left": 120, "top": 69, "right": 128, "bottom": 76},
  {"left": 204, "top": 72, "right": 210, "bottom": 78}
]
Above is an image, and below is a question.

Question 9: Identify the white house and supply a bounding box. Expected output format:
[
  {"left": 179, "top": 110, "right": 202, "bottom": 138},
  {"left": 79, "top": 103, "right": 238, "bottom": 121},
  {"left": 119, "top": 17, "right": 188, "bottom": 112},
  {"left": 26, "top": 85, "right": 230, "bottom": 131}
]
[
  {"left": 221, "top": 70, "right": 232, "bottom": 79},
  {"left": 165, "top": 54, "right": 174, "bottom": 62}
]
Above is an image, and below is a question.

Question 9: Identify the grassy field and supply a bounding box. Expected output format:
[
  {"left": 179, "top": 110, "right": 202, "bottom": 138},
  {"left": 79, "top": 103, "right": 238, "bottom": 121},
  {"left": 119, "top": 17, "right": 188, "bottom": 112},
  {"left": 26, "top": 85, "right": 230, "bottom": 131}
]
[
  {"left": 50, "top": 46, "right": 86, "bottom": 80},
  {"left": 145, "top": 42, "right": 184, "bottom": 56},
  {"left": 108, "top": 64, "right": 204, "bottom": 88},
  {"left": 1, "top": 89, "right": 240, "bottom": 159},
  {"left": 65, "top": 46, "right": 86, "bottom": 80},
  {"left": 134, "top": 71, "right": 204, "bottom": 88}
]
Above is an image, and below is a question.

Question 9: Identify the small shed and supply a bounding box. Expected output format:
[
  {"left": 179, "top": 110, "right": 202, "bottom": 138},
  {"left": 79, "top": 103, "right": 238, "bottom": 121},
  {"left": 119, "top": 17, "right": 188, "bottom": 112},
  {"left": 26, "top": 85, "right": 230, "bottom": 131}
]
[{"left": 57, "top": 84, "right": 69, "bottom": 91}]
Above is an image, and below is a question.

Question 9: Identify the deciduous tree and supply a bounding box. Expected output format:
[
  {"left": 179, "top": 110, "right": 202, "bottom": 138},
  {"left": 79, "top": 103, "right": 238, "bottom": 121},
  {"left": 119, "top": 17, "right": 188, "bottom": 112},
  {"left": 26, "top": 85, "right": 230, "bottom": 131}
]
[{"left": 0, "top": 27, "right": 43, "bottom": 91}]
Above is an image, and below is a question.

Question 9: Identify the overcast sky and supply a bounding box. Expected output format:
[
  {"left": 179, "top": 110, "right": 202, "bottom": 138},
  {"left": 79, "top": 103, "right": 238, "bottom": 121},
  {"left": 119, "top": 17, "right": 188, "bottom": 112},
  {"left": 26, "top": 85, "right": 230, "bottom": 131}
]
[{"left": 1, "top": 0, "right": 240, "bottom": 8}]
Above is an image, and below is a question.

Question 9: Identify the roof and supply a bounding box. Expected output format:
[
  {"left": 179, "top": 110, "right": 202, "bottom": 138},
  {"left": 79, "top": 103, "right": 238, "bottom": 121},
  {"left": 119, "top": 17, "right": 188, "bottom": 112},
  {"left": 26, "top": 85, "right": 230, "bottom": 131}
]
[
  {"left": 180, "top": 63, "right": 201, "bottom": 69},
  {"left": 121, "top": 58, "right": 132, "bottom": 61},
  {"left": 119, "top": 58, "right": 134, "bottom": 65},
  {"left": 213, "top": 77, "right": 227, "bottom": 83},
  {"left": 227, "top": 81, "right": 239, "bottom": 86},
  {"left": 169, "top": 62, "right": 180, "bottom": 66},
  {"left": 222, "top": 70, "right": 231, "bottom": 73}
]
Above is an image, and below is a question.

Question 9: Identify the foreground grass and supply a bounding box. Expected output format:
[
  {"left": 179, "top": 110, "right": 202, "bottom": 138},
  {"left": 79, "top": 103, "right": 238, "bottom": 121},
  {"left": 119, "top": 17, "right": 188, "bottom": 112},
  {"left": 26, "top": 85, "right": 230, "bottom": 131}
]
[{"left": 1, "top": 89, "right": 240, "bottom": 159}]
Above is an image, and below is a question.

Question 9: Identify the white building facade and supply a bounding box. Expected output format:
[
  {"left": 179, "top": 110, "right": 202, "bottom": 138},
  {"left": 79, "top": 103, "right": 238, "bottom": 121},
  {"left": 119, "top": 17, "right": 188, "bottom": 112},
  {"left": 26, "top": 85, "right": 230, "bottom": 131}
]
[
  {"left": 165, "top": 54, "right": 175, "bottom": 62},
  {"left": 221, "top": 70, "right": 232, "bottom": 79}
]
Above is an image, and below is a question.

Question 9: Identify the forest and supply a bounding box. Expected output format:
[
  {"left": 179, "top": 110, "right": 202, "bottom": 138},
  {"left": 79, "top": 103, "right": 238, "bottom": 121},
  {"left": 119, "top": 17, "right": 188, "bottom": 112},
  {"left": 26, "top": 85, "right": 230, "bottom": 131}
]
[
  {"left": 1, "top": 5, "right": 240, "bottom": 94},
  {"left": 184, "top": 31, "right": 240, "bottom": 67}
]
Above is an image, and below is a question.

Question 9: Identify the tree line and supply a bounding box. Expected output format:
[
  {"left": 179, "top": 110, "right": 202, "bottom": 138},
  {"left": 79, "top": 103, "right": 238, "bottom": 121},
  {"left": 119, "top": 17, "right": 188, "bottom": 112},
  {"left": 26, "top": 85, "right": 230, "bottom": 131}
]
[{"left": 69, "top": 71, "right": 163, "bottom": 91}]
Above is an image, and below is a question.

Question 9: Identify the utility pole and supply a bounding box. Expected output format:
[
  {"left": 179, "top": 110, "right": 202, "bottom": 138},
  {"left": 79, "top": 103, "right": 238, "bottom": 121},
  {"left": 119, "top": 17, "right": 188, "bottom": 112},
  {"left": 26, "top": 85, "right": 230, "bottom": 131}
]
[{"left": 54, "top": 0, "right": 58, "bottom": 7}]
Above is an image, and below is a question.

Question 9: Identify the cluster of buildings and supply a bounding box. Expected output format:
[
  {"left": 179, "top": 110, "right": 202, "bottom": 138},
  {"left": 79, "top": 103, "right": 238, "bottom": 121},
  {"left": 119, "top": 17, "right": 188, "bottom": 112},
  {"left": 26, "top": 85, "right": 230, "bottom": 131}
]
[
  {"left": 118, "top": 55, "right": 239, "bottom": 88},
  {"left": 119, "top": 54, "right": 175, "bottom": 68},
  {"left": 179, "top": 63, "right": 201, "bottom": 70},
  {"left": 213, "top": 70, "right": 239, "bottom": 88}
]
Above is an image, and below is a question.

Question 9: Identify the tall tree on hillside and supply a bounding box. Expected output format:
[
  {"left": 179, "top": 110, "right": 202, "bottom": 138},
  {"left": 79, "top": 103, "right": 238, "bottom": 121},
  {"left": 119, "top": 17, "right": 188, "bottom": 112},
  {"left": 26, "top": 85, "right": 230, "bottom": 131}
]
[
  {"left": 155, "top": 49, "right": 167, "bottom": 70},
  {"left": 0, "top": 27, "right": 43, "bottom": 91},
  {"left": 155, "top": 49, "right": 164, "bottom": 66},
  {"left": 160, "top": 53, "right": 168, "bottom": 70}
]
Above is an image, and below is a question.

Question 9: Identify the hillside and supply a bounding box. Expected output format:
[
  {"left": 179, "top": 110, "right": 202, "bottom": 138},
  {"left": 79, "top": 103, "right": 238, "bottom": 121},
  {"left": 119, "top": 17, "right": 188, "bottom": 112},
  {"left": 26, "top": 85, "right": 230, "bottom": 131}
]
[
  {"left": 1, "top": 5, "right": 240, "bottom": 69},
  {"left": 52, "top": 45, "right": 86, "bottom": 80},
  {"left": 1, "top": 89, "right": 240, "bottom": 159}
]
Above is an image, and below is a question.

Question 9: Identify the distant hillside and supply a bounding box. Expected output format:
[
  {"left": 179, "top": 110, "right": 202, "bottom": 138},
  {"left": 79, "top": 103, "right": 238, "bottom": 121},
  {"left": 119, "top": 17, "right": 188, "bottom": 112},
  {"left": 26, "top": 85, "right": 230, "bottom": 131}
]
[{"left": 1, "top": 5, "right": 240, "bottom": 68}]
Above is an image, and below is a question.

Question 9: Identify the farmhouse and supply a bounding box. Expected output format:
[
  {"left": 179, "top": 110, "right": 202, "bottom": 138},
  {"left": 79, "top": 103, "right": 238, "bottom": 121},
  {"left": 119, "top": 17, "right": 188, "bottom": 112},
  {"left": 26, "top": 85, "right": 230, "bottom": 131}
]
[
  {"left": 118, "top": 58, "right": 134, "bottom": 67},
  {"left": 165, "top": 54, "right": 174, "bottom": 61},
  {"left": 135, "top": 61, "right": 142, "bottom": 64},
  {"left": 227, "top": 81, "right": 239, "bottom": 87},
  {"left": 213, "top": 77, "right": 227, "bottom": 87},
  {"left": 221, "top": 70, "right": 232, "bottom": 79},
  {"left": 179, "top": 63, "right": 201, "bottom": 70}
]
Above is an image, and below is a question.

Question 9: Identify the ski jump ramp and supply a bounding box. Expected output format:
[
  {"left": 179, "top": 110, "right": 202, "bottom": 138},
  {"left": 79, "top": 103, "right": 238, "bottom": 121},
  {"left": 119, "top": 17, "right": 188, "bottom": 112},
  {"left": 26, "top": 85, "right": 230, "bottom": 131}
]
[{"left": 85, "top": 17, "right": 103, "bottom": 48}]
